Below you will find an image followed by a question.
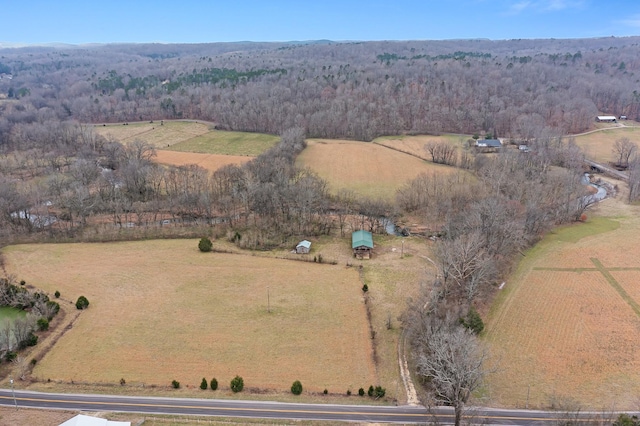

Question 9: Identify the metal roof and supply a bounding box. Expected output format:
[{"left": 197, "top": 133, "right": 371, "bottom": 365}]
[
  {"left": 352, "top": 230, "right": 373, "bottom": 249},
  {"left": 297, "top": 240, "right": 311, "bottom": 249},
  {"left": 597, "top": 115, "right": 617, "bottom": 120}
]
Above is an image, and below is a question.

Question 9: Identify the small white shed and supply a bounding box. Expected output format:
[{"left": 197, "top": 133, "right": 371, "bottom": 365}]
[{"left": 296, "top": 240, "right": 311, "bottom": 254}]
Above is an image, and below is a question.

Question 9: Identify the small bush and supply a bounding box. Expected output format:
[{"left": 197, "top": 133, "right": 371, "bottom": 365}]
[
  {"left": 20, "top": 280, "right": 25, "bottom": 286},
  {"left": 346, "top": 389, "right": 351, "bottom": 396},
  {"left": 367, "top": 385, "right": 374, "bottom": 397},
  {"left": 230, "top": 375, "right": 244, "bottom": 393},
  {"left": 362, "top": 284, "right": 368, "bottom": 292},
  {"left": 171, "top": 380, "right": 180, "bottom": 389},
  {"left": 615, "top": 414, "right": 640, "bottom": 426},
  {"left": 291, "top": 380, "right": 303, "bottom": 395},
  {"left": 75, "top": 296, "right": 90, "bottom": 310},
  {"left": 198, "top": 237, "right": 213, "bottom": 252},
  {"left": 358, "top": 387, "right": 365, "bottom": 396},
  {"left": 460, "top": 307, "right": 484, "bottom": 335},
  {"left": 120, "top": 378, "right": 126, "bottom": 386},
  {"left": 200, "top": 377, "right": 208, "bottom": 390},
  {"left": 323, "top": 389, "right": 328, "bottom": 395},
  {"left": 46, "top": 301, "right": 60, "bottom": 319},
  {"left": 210, "top": 378, "right": 218, "bottom": 390},
  {"left": 25, "top": 332, "right": 38, "bottom": 347},
  {"left": 37, "top": 317, "right": 49, "bottom": 331},
  {"left": 30, "top": 358, "right": 37, "bottom": 366},
  {"left": 54, "top": 291, "right": 60, "bottom": 298},
  {"left": 4, "top": 351, "right": 16, "bottom": 362},
  {"left": 374, "top": 385, "right": 386, "bottom": 398}
]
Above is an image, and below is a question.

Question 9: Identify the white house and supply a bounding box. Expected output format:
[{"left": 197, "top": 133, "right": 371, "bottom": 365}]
[{"left": 296, "top": 240, "right": 311, "bottom": 254}]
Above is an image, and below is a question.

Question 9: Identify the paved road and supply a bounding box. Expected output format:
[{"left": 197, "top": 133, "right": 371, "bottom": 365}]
[{"left": 0, "top": 389, "right": 621, "bottom": 425}]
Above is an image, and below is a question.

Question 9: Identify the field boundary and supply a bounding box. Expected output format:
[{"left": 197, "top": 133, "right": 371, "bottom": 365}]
[{"left": 533, "top": 258, "right": 640, "bottom": 319}]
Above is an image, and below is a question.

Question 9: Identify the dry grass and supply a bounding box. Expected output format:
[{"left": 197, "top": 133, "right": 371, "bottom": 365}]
[
  {"left": 2, "top": 240, "right": 376, "bottom": 394},
  {"left": 168, "top": 131, "right": 278, "bottom": 156},
  {"left": 485, "top": 189, "right": 640, "bottom": 410},
  {"left": 154, "top": 150, "right": 253, "bottom": 172},
  {"left": 373, "top": 134, "right": 469, "bottom": 159},
  {"left": 95, "top": 121, "right": 211, "bottom": 148},
  {"left": 573, "top": 126, "right": 640, "bottom": 164},
  {"left": 0, "top": 407, "right": 78, "bottom": 426},
  {"left": 296, "top": 139, "right": 459, "bottom": 200}
]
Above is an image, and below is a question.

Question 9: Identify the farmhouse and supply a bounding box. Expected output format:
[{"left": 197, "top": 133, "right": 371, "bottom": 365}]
[
  {"left": 352, "top": 230, "right": 374, "bottom": 259},
  {"left": 296, "top": 240, "right": 311, "bottom": 254},
  {"left": 597, "top": 115, "right": 617, "bottom": 122}
]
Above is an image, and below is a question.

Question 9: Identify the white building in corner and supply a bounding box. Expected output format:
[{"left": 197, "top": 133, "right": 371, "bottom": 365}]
[{"left": 59, "top": 414, "right": 130, "bottom": 426}]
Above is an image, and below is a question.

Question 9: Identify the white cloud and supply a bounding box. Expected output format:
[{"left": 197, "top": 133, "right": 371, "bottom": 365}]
[{"left": 619, "top": 14, "right": 640, "bottom": 28}]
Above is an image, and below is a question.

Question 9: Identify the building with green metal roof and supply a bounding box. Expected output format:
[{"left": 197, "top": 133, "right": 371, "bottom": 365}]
[{"left": 352, "top": 230, "right": 373, "bottom": 259}]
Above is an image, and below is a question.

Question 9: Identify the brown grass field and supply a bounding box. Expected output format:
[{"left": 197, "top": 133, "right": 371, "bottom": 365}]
[
  {"left": 485, "top": 191, "right": 640, "bottom": 410},
  {"left": 3, "top": 240, "right": 377, "bottom": 394},
  {"left": 95, "top": 121, "right": 211, "bottom": 148},
  {"left": 296, "top": 139, "right": 461, "bottom": 200},
  {"left": 373, "top": 134, "right": 469, "bottom": 159},
  {"left": 573, "top": 125, "right": 640, "bottom": 164},
  {"left": 154, "top": 150, "right": 253, "bottom": 171}
]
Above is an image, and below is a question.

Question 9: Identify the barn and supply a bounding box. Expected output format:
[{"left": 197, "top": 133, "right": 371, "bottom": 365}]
[
  {"left": 597, "top": 115, "right": 617, "bottom": 122},
  {"left": 296, "top": 240, "right": 311, "bottom": 254},
  {"left": 352, "top": 230, "right": 374, "bottom": 259}
]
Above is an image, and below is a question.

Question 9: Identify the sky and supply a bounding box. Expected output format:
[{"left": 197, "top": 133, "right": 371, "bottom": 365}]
[{"left": 1, "top": 0, "right": 639, "bottom": 45}]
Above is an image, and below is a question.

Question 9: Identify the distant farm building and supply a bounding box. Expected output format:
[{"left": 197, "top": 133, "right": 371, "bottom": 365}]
[
  {"left": 296, "top": 240, "right": 311, "bottom": 254},
  {"left": 352, "top": 230, "right": 374, "bottom": 259},
  {"left": 597, "top": 115, "right": 617, "bottom": 122},
  {"left": 475, "top": 139, "right": 502, "bottom": 152}
]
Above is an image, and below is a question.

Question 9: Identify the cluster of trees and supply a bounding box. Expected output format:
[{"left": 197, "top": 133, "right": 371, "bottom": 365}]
[
  {"left": 0, "top": 277, "right": 60, "bottom": 367},
  {"left": 1, "top": 38, "right": 640, "bottom": 143}
]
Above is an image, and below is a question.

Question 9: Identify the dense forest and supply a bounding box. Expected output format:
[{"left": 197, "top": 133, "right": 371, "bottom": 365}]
[{"left": 1, "top": 37, "right": 639, "bottom": 144}]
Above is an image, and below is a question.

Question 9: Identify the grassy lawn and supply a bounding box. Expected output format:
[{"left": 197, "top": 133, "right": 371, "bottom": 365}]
[
  {"left": 485, "top": 196, "right": 640, "bottom": 410},
  {"left": 0, "top": 306, "right": 26, "bottom": 323},
  {"left": 3, "top": 240, "right": 376, "bottom": 394},
  {"left": 168, "top": 130, "right": 279, "bottom": 156},
  {"left": 94, "top": 121, "right": 211, "bottom": 148},
  {"left": 297, "top": 139, "right": 461, "bottom": 201}
]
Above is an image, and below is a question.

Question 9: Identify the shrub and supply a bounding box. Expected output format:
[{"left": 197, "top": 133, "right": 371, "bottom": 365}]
[
  {"left": 230, "top": 375, "right": 244, "bottom": 393},
  {"left": 25, "top": 332, "right": 38, "bottom": 347},
  {"left": 323, "top": 389, "right": 328, "bottom": 395},
  {"left": 615, "top": 414, "right": 640, "bottom": 426},
  {"left": 20, "top": 280, "right": 25, "bottom": 286},
  {"left": 120, "top": 378, "right": 126, "bottom": 386},
  {"left": 54, "top": 291, "right": 60, "bottom": 298},
  {"left": 346, "top": 389, "right": 351, "bottom": 396},
  {"left": 291, "top": 380, "right": 303, "bottom": 395},
  {"left": 75, "top": 296, "right": 90, "bottom": 310},
  {"left": 5, "top": 351, "right": 16, "bottom": 362},
  {"left": 374, "top": 386, "right": 386, "bottom": 398},
  {"left": 30, "top": 358, "right": 37, "bottom": 366},
  {"left": 362, "top": 284, "right": 368, "bottom": 292},
  {"left": 460, "top": 307, "right": 484, "bottom": 335},
  {"left": 46, "top": 301, "right": 60, "bottom": 319},
  {"left": 37, "top": 317, "right": 49, "bottom": 331},
  {"left": 171, "top": 380, "right": 180, "bottom": 389},
  {"left": 210, "top": 378, "right": 218, "bottom": 390},
  {"left": 358, "top": 387, "right": 365, "bottom": 396},
  {"left": 198, "top": 237, "right": 213, "bottom": 252},
  {"left": 200, "top": 377, "right": 208, "bottom": 390},
  {"left": 367, "top": 385, "right": 374, "bottom": 397}
]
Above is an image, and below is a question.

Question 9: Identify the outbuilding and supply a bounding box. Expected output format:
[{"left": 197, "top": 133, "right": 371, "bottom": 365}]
[
  {"left": 59, "top": 414, "right": 130, "bottom": 426},
  {"left": 597, "top": 115, "right": 617, "bottom": 122},
  {"left": 296, "top": 240, "right": 311, "bottom": 254},
  {"left": 352, "top": 230, "right": 374, "bottom": 259}
]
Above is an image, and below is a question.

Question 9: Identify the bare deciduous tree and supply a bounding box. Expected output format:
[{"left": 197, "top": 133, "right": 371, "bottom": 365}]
[
  {"left": 612, "top": 137, "right": 637, "bottom": 169},
  {"left": 415, "top": 326, "right": 488, "bottom": 426}
]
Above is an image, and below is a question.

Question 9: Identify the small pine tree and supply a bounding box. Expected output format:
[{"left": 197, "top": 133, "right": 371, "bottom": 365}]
[
  {"left": 460, "top": 306, "right": 485, "bottom": 335},
  {"left": 358, "top": 387, "right": 365, "bottom": 396},
  {"left": 230, "top": 375, "right": 244, "bottom": 393},
  {"left": 323, "top": 389, "right": 328, "bottom": 395},
  {"left": 210, "top": 377, "right": 218, "bottom": 390},
  {"left": 54, "top": 291, "right": 60, "bottom": 298},
  {"left": 37, "top": 317, "right": 49, "bottom": 331},
  {"left": 374, "top": 385, "right": 386, "bottom": 398},
  {"left": 362, "top": 284, "right": 368, "bottom": 292},
  {"left": 200, "top": 377, "right": 208, "bottom": 390},
  {"left": 291, "top": 380, "right": 303, "bottom": 395},
  {"left": 171, "top": 380, "right": 180, "bottom": 389},
  {"left": 367, "top": 385, "right": 374, "bottom": 397},
  {"left": 198, "top": 237, "right": 213, "bottom": 252},
  {"left": 346, "top": 389, "right": 351, "bottom": 396}
]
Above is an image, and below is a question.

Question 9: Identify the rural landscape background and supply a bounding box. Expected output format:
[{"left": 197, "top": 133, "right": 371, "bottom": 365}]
[{"left": 2, "top": 6, "right": 640, "bottom": 424}]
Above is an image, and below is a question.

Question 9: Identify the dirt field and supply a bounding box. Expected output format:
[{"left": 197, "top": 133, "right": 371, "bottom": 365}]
[
  {"left": 2, "top": 240, "right": 377, "bottom": 394},
  {"left": 573, "top": 125, "right": 640, "bottom": 164},
  {"left": 154, "top": 150, "right": 253, "bottom": 172},
  {"left": 296, "top": 139, "right": 461, "bottom": 200},
  {"left": 485, "top": 190, "right": 640, "bottom": 410}
]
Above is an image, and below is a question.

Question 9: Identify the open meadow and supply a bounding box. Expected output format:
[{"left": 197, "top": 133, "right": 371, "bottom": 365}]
[
  {"left": 95, "top": 121, "right": 211, "bottom": 148},
  {"left": 2, "top": 240, "right": 377, "bottom": 393},
  {"left": 373, "top": 134, "right": 469, "bottom": 159},
  {"left": 154, "top": 150, "right": 252, "bottom": 172},
  {"left": 485, "top": 194, "right": 640, "bottom": 410},
  {"left": 296, "top": 139, "right": 461, "bottom": 200},
  {"left": 573, "top": 124, "right": 640, "bottom": 164}
]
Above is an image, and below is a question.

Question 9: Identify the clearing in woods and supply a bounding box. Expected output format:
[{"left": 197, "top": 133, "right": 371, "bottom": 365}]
[
  {"left": 573, "top": 125, "right": 640, "bottom": 165},
  {"left": 373, "top": 134, "right": 469, "bottom": 159},
  {"left": 154, "top": 150, "right": 252, "bottom": 172},
  {"left": 296, "top": 139, "right": 461, "bottom": 200},
  {"left": 2, "top": 240, "right": 376, "bottom": 393},
  {"left": 485, "top": 194, "right": 640, "bottom": 410}
]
